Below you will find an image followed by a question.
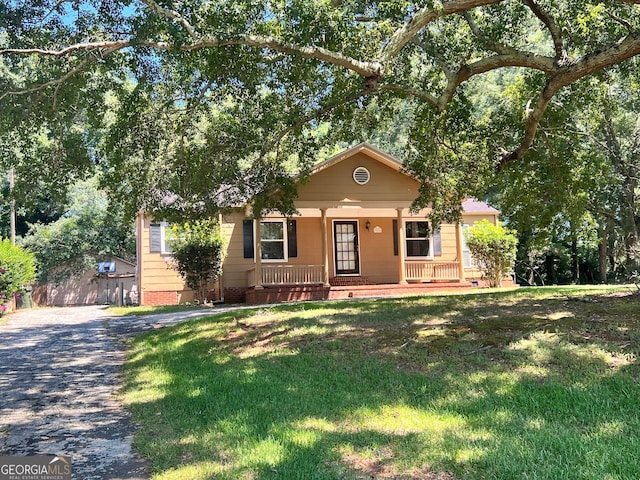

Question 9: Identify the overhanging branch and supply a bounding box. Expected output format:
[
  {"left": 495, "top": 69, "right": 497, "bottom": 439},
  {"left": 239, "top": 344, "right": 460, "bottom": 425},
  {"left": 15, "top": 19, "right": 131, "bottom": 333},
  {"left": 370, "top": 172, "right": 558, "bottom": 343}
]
[
  {"left": 378, "top": 0, "right": 504, "bottom": 63},
  {"left": 523, "top": 0, "right": 566, "bottom": 62},
  {"left": 498, "top": 30, "right": 640, "bottom": 169}
]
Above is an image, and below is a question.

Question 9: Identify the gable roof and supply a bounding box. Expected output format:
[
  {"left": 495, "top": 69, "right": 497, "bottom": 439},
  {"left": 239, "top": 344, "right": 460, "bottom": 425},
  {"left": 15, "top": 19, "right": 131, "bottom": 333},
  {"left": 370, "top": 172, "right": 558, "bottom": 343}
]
[
  {"left": 311, "top": 143, "right": 405, "bottom": 176},
  {"left": 462, "top": 198, "right": 500, "bottom": 215}
]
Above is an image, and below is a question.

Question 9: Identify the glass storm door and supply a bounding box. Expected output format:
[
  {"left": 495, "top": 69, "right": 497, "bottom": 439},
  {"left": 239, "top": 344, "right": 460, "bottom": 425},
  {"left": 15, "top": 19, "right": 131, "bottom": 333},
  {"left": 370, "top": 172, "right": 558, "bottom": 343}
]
[{"left": 334, "top": 221, "right": 360, "bottom": 275}]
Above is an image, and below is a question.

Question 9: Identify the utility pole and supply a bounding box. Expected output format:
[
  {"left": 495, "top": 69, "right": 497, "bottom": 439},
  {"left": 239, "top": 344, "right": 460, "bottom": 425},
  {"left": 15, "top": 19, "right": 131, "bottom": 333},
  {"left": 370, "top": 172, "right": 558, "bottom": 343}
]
[{"left": 9, "top": 167, "right": 15, "bottom": 245}]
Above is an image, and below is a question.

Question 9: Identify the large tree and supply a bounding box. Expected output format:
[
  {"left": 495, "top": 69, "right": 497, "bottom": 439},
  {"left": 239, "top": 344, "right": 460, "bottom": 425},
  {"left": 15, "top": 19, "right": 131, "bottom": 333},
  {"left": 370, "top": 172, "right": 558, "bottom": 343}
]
[
  {"left": 2, "top": 0, "right": 640, "bottom": 221},
  {"left": 490, "top": 68, "right": 640, "bottom": 284}
]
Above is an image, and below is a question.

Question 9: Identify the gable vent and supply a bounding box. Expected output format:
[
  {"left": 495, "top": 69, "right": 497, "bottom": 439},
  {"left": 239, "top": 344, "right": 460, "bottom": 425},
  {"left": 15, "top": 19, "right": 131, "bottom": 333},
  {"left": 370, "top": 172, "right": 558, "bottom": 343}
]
[{"left": 353, "top": 166, "right": 371, "bottom": 185}]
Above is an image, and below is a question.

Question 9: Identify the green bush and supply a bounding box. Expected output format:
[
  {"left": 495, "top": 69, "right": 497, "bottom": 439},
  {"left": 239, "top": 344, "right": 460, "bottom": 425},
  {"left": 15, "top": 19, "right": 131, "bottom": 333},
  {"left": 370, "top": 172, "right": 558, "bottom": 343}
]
[
  {"left": 170, "top": 220, "right": 225, "bottom": 303},
  {"left": 465, "top": 220, "right": 518, "bottom": 287},
  {"left": 0, "top": 239, "right": 37, "bottom": 313}
]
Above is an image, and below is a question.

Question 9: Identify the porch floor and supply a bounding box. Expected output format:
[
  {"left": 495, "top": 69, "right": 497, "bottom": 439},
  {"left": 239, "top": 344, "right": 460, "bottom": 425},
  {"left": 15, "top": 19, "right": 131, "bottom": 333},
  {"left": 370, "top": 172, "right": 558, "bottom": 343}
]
[
  {"left": 243, "top": 280, "right": 508, "bottom": 304},
  {"left": 328, "top": 281, "right": 475, "bottom": 299}
]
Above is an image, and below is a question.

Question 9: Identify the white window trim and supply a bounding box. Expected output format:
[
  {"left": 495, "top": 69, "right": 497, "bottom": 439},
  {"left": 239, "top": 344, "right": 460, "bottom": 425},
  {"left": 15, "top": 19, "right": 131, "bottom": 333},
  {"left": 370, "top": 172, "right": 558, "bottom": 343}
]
[
  {"left": 404, "top": 220, "right": 434, "bottom": 260},
  {"left": 150, "top": 221, "right": 173, "bottom": 255},
  {"left": 462, "top": 224, "right": 473, "bottom": 269},
  {"left": 160, "top": 222, "right": 173, "bottom": 254},
  {"left": 257, "top": 219, "right": 288, "bottom": 263}
]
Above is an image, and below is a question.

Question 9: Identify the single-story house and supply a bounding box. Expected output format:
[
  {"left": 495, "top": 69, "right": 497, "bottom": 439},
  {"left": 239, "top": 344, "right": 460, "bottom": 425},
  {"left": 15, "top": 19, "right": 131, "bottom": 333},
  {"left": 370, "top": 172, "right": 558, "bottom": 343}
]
[{"left": 136, "top": 143, "right": 513, "bottom": 305}]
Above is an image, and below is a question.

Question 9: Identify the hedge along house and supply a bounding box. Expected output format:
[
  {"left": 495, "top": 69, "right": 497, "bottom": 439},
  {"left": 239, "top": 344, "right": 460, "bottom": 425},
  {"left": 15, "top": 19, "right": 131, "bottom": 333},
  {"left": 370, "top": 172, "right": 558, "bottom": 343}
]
[{"left": 136, "top": 143, "right": 512, "bottom": 305}]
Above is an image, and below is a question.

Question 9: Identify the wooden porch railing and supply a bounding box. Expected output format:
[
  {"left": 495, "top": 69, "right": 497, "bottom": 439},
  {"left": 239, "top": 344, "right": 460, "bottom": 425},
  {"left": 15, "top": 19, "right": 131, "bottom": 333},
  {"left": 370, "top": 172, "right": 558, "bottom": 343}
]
[
  {"left": 405, "top": 261, "right": 460, "bottom": 281},
  {"left": 247, "top": 262, "right": 459, "bottom": 287},
  {"left": 248, "top": 265, "right": 324, "bottom": 287}
]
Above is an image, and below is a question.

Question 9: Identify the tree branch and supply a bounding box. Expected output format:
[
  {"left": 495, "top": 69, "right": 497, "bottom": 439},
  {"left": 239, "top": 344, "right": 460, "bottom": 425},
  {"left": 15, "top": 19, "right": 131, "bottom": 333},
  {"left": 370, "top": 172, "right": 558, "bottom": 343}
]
[
  {"left": 606, "top": 11, "right": 635, "bottom": 32},
  {"left": 378, "top": 84, "right": 439, "bottom": 108},
  {"left": 139, "top": 0, "right": 198, "bottom": 39},
  {"left": 191, "top": 35, "right": 383, "bottom": 78},
  {"left": 410, "top": 37, "right": 454, "bottom": 79},
  {"left": 435, "top": 52, "right": 556, "bottom": 111},
  {"left": 463, "top": 10, "right": 518, "bottom": 55},
  {"left": 523, "top": 0, "right": 566, "bottom": 62},
  {"left": 498, "top": 30, "right": 640, "bottom": 170},
  {"left": 378, "top": 0, "right": 504, "bottom": 63},
  {"left": 0, "top": 55, "right": 95, "bottom": 102},
  {"left": 1, "top": 35, "right": 382, "bottom": 79},
  {"left": 0, "top": 41, "right": 130, "bottom": 57}
]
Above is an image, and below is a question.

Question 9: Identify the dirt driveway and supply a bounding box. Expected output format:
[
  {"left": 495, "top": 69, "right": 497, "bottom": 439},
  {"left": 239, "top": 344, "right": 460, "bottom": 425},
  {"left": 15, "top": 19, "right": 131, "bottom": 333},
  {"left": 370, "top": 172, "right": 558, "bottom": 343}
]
[{"left": 0, "top": 305, "right": 222, "bottom": 479}]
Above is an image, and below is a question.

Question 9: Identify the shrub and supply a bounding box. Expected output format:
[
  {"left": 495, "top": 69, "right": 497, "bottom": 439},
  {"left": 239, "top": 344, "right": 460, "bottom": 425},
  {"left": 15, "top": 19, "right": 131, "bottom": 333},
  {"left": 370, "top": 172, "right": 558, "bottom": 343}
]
[
  {"left": 170, "top": 220, "right": 225, "bottom": 303},
  {"left": 0, "top": 239, "right": 37, "bottom": 312},
  {"left": 465, "top": 220, "right": 518, "bottom": 288}
]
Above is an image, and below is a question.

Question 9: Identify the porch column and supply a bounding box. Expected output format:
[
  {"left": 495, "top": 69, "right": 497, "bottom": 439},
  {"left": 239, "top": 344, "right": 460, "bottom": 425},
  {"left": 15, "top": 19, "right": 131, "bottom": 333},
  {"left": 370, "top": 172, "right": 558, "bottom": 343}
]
[
  {"left": 456, "top": 222, "right": 465, "bottom": 282},
  {"left": 396, "top": 208, "right": 407, "bottom": 284},
  {"left": 320, "top": 208, "right": 330, "bottom": 286},
  {"left": 254, "top": 218, "right": 264, "bottom": 289}
]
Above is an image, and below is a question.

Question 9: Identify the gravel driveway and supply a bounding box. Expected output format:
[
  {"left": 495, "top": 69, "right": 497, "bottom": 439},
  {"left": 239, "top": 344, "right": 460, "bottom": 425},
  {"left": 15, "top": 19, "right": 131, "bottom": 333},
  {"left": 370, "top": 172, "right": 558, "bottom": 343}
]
[{"left": 0, "top": 305, "right": 224, "bottom": 479}]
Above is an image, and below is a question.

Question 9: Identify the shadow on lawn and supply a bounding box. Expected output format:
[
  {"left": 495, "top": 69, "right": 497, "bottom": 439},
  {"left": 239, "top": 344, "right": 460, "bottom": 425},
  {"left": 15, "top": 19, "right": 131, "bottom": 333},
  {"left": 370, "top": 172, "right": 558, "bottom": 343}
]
[{"left": 123, "top": 290, "right": 640, "bottom": 479}]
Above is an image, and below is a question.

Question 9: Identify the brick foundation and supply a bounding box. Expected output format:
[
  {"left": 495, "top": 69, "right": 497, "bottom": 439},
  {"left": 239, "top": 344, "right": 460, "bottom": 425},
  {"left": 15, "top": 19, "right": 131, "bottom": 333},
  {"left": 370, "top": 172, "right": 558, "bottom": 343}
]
[
  {"left": 147, "top": 278, "right": 517, "bottom": 306},
  {"left": 245, "top": 285, "right": 331, "bottom": 304},
  {"left": 244, "top": 279, "right": 517, "bottom": 304},
  {"left": 223, "top": 287, "right": 248, "bottom": 304},
  {"left": 143, "top": 290, "right": 180, "bottom": 306},
  {"left": 329, "top": 276, "right": 372, "bottom": 286}
]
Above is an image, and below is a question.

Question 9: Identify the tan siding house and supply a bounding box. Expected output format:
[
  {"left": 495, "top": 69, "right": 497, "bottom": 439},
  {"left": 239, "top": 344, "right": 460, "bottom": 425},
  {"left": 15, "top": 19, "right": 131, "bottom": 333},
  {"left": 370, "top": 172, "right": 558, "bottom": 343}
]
[{"left": 137, "top": 144, "right": 510, "bottom": 305}]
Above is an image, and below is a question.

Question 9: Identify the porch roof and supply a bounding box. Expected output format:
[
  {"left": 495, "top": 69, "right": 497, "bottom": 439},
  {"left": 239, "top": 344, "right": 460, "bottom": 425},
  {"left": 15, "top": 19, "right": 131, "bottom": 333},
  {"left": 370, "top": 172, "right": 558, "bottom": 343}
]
[{"left": 260, "top": 199, "right": 498, "bottom": 218}]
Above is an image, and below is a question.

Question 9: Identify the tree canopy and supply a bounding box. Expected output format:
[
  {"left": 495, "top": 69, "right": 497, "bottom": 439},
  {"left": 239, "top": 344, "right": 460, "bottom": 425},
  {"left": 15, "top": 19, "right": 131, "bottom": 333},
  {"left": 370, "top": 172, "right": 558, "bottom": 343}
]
[
  {"left": 2, "top": 0, "right": 640, "bottom": 222},
  {"left": 0, "top": 238, "right": 36, "bottom": 311},
  {"left": 21, "top": 177, "right": 135, "bottom": 283}
]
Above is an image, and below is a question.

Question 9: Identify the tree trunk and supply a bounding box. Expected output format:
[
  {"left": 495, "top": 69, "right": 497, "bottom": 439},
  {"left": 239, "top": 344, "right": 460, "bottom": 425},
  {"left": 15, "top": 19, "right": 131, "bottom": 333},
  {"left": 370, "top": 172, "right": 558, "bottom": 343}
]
[
  {"left": 598, "top": 223, "right": 608, "bottom": 284},
  {"left": 571, "top": 234, "right": 579, "bottom": 284},
  {"left": 545, "top": 253, "right": 556, "bottom": 285}
]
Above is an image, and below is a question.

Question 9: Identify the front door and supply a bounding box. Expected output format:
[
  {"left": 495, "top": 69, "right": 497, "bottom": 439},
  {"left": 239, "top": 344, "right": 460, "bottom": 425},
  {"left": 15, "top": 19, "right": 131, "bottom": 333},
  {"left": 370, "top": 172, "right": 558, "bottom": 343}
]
[{"left": 334, "top": 221, "right": 360, "bottom": 275}]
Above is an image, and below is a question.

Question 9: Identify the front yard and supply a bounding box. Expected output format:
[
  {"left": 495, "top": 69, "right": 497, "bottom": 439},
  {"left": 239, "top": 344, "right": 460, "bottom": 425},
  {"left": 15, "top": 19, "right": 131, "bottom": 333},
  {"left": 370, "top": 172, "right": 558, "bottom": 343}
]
[{"left": 122, "top": 286, "right": 640, "bottom": 479}]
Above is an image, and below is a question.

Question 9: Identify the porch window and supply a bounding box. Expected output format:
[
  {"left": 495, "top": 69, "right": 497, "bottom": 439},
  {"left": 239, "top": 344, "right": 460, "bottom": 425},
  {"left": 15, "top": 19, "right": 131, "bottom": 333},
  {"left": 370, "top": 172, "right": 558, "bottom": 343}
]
[
  {"left": 260, "top": 220, "right": 287, "bottom": 261},
  {"left": 405, "top": 221, "right": 432, "bottom": 258}
]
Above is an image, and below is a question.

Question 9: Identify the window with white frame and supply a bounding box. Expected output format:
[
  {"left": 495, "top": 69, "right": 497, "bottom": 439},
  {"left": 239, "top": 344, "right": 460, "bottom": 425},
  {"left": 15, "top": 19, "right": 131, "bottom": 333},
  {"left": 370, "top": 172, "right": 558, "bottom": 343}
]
[
  {"left": 405, "top": 221, "right": 432, "bottom": 258},
  {"left": 462, "top": 224, "right": 473, "bottom": 268},
  {"left": 260, "top": 220, "right": 287, "bottom": 261},
  {"left": 149, "top": 221, "right": 173, "bottom": 254}
]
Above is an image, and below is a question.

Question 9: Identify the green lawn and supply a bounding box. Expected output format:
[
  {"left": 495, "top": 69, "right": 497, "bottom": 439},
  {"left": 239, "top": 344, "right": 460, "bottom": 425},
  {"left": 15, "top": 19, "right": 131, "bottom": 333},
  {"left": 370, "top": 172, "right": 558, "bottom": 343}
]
[{"left": 122, "top": 286, "right": 640, "bottom": 479}]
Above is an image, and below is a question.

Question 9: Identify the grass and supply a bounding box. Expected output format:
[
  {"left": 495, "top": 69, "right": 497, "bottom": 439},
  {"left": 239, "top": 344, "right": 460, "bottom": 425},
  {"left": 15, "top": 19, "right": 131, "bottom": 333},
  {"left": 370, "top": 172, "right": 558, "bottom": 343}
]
[{"left": 122, "top": 285, "right": 640, "bottom": 479}]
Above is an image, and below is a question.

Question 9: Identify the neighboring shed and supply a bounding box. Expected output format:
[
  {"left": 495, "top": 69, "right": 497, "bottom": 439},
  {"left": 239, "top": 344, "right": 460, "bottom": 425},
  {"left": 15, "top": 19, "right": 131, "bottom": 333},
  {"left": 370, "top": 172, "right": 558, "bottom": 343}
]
[{"left": 40, "top": 257, "right": 138, "bottom": 306}]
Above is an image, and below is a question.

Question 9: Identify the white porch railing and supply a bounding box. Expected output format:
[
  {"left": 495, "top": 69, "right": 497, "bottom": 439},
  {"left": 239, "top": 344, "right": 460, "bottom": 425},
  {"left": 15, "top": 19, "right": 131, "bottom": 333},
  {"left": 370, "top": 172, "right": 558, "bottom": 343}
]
[
  {"left": 247, "top": 262, "right": 459, "bottom": 287},
  {"left": 248, "top": 265, "right": 324, "bottom": 287},
  {"left": 405, "top": 261, "right": 460, "bottom": 281}
]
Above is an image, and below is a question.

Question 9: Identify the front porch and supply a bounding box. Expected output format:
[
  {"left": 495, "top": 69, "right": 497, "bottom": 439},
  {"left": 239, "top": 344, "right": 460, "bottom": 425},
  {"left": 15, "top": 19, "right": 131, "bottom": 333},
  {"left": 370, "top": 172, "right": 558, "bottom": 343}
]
[
  {"left": 243, "top": 261, "right": 487, "bottom": 304},
  {"left": 244, "top": 280, "right": 483, "bottom": 304}
]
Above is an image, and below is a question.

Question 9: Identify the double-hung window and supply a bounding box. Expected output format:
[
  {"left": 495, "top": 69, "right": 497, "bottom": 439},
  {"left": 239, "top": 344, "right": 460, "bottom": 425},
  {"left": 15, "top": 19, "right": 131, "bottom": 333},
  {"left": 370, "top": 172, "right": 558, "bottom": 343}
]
[
  {"left": 149, "top": 221, "right": 173, "bottom": 254},
  {"left": 260, "top": 220, "right": 287, "bottom": 261},
  {"left": 405, "top": 221, "right": 432, "bottom": 258}
]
